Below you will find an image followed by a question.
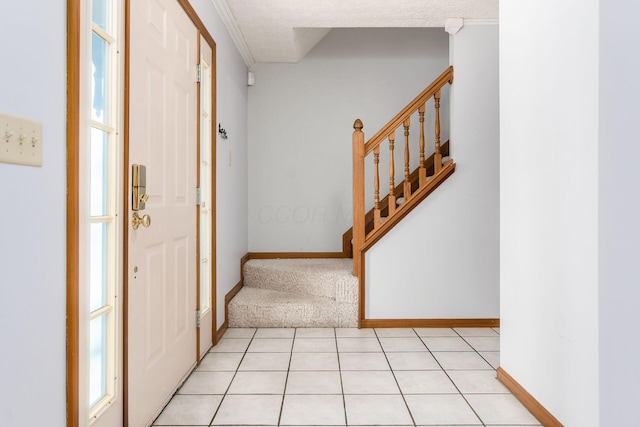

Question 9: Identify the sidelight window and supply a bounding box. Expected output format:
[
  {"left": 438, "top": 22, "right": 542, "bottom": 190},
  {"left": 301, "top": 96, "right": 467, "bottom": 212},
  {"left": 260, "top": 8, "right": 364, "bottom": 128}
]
[{"left": 86, "top": 0, "right": 121, "bottom": 420}]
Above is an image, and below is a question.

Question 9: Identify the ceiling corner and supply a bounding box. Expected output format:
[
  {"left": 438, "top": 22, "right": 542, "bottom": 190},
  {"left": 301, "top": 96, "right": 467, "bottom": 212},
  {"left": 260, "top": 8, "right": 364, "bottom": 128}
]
[
  {"left": 209, "top": 0, "right": 256, "bottom": 69},
  {"left": 293, "top": 28, "right": 332, "bottom": 62}
]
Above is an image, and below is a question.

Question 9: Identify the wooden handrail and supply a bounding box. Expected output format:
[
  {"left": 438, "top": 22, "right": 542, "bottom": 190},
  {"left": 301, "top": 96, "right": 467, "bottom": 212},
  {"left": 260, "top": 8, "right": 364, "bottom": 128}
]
[
  {"left": 363, "top": 66, "right": 453, "bottom": 156},
  {"left": 350, "top": 66, "right": 455, "bottom": 258}
]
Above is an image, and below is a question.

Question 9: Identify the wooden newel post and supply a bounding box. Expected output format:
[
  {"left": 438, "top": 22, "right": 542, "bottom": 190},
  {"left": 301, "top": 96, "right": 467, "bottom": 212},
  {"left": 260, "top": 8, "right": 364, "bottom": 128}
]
[{"left": 352, "top": 119, "right": 365, "bottom": 276}]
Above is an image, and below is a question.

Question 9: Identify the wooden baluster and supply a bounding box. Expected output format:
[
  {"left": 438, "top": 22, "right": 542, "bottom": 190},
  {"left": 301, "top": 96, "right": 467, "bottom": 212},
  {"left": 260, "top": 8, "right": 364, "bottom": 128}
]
[
  {"left": 388, "top": 132, "right": 396, "bottom": 217},
  {"left": 373, "top": 146, "right": 381, "bottom": 228},
  {"left": 418, "top": 104, "right": 427, "bottom": 186},
  {"left": 403, "top": 118, "right": 411, "bottom": 199},
  {"left": 352, "top": 119, "right": 365, "bottom": 276},
  {"left": 434, "top": 89, "right": 442, "bottom": 174}
]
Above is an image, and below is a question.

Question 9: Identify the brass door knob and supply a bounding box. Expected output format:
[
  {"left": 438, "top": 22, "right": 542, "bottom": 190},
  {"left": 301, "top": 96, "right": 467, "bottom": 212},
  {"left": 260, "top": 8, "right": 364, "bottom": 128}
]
[{"left": 132, "top": 212, "right": 151, "bottom": 230}]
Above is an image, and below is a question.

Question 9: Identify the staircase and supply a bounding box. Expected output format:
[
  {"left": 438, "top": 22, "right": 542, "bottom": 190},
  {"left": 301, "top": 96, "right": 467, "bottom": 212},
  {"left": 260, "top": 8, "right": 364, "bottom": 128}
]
[
  {"left": 227, "top": 67, "right": 455, "bottom": 328},
  {"left": 342, "top": 141, "right": 450, "bottom": 257},
  {"left": 228, "top": 258, "right": 358, "bottom": 327}
]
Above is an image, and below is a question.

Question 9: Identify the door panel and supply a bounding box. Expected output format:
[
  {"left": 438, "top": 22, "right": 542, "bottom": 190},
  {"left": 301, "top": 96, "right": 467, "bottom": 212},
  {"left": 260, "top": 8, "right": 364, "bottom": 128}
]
[
  {"left": 145, "top": 243, "right": 165, "bottom": 363},
  {"left": 128, "top": 0, "right": 198, "bottom": 425}
]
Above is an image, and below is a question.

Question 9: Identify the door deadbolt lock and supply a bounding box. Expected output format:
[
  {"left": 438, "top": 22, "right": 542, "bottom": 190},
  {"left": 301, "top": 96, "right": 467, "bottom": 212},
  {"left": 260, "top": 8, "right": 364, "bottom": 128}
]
[
  {"left": 132, "top": 212, "right": 151, "bottom": 230},
  {"left": 132, "top": 164, "right": 148, "bottom": 211}
]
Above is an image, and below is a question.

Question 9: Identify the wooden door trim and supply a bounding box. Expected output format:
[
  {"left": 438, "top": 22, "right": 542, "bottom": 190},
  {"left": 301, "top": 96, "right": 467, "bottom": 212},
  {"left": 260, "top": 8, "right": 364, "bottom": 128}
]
[
  {"left": 122, "top": 0, "right": 131, "bottom": 423},
  {"left": 68, "top": 0, "right": 128, "bottom": 424},
  {"left": 66, "top": 0, "right": 81, "bottom": 425}
]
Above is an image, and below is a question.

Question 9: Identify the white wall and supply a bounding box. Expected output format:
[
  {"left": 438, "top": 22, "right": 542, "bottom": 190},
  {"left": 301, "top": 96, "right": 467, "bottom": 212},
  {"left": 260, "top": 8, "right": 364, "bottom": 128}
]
[
  {"left": 366, "top": 24, "right": 499, "bottom": 319},
  {"left": 500, "top": 0, "right": 600, "bottom": 425},
  {"left": 598, "top": 0, "right": 640, "bottom": 424},
  {"left": 0, "top": 1, "right": 67, "bottom": 426},
  {"left": 0, "top": 2, "right": 248, "bottom": 426},
  {"left": 248, "top": 28, "right": 449, "bottom": 252},
  {"left": 190, "top": 0, "right": 249, "bottom": 330}
]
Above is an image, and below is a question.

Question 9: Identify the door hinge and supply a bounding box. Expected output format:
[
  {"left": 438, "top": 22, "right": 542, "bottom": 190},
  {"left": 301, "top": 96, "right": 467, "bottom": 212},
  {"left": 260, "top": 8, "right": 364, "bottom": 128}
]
[
  {"left": 195, "top": 310, "right": 201, "bottom": 328},
  {"left": 196, "top": 64, "right": 202, "bottom": 83},
  {"left": 196, "top": 187, "right": 201, "bottom": 206}
]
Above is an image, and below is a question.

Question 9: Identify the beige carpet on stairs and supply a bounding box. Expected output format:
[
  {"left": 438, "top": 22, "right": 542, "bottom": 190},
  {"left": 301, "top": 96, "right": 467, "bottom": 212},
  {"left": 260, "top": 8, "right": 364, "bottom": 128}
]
[{"left": 228, "top": 258, "right": 358, "bottom": 328}]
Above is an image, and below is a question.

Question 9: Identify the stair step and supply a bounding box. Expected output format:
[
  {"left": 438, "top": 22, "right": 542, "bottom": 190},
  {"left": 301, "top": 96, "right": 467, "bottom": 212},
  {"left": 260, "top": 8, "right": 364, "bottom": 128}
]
[
  {"left": 228, "top": 287, "right": 357, "bottom": 328},
  {"left": 243, "top": 258, "right": 357, "bottom": 302},
  {"left": 230, "top": 258, "right": 358, "bottom": 328}
]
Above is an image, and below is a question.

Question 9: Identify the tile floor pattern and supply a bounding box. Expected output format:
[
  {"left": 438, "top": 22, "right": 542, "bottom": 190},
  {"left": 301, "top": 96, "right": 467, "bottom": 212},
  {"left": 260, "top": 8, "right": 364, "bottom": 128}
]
[{"left": 153, "top": 327, "right": 541, "bottom": 427}]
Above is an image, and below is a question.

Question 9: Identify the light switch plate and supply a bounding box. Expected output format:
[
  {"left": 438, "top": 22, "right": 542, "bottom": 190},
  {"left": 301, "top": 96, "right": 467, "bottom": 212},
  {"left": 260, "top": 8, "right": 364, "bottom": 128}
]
[{"left": 0, "top": 112, "right": 43, "bottom": 167}]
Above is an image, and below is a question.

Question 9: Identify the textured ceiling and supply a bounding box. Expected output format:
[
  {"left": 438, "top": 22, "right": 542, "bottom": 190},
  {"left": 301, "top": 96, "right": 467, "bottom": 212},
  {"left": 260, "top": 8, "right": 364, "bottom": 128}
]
[{"left": 210, "top": 0, "right": 498, "bottom": 66}]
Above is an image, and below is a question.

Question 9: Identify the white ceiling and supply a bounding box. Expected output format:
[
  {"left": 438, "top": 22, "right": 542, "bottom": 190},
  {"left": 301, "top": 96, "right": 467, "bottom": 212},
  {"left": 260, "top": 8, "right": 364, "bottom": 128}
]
[{"left": 210, "top": 0, "right": 498, "bottom": 66}]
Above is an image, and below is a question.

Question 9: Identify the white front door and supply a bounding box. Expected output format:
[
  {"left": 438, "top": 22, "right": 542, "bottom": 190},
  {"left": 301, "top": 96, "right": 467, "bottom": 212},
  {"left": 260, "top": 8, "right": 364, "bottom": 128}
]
[{"left": 127, "top": 0, "right": 198, "bottom": 425}]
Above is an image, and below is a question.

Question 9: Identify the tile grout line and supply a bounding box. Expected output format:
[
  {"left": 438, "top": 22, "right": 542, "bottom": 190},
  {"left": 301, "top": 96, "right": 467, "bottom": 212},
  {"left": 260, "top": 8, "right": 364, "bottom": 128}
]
[
  {"left": 207, "top": 329, "right": 257, "bottom": 427},
  {"left": 276, "top": 328, "right": 296, "bottom": 427},
  {"left": 420, "top": 328, "right": 488, "bottom": 427},
  {"left": 454, "top": 328, "right": 500, "bottom": 370},
  {"left": 374, "top": 328, "right": 418, "bottom": 427},
  {"left": 334, "top": 328, "right": 350, "bottom": 427},
  {"left": 162, "top": 328, "right": 507, "bottom": 427}
]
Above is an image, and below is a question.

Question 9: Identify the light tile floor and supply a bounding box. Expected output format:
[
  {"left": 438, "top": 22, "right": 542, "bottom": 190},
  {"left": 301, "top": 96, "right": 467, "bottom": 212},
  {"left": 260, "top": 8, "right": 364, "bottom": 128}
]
[{"left": 153, "top": 327, "right": 542, "bottom": 427}]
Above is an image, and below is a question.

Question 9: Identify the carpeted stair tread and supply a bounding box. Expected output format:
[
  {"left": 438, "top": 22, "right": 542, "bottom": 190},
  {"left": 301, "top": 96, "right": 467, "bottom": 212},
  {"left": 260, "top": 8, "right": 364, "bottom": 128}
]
[
  {"left": 243, "top": 258, "right": 357, "bottom": 302},
  {"left": 232, "top": 286, "right": 332, "bottom": 305},
  {"left": 228, "top": 287, "right": 357, "bottom": 328},
  {"left": 228, "top": 258, "right": 358, "bottom": 328}
]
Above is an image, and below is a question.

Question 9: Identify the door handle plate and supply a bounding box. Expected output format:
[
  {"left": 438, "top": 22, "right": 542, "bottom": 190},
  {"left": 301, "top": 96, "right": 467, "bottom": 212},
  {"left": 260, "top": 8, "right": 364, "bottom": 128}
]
[{"left": 132, "top": 164, "right": 148, "bottom": 211}]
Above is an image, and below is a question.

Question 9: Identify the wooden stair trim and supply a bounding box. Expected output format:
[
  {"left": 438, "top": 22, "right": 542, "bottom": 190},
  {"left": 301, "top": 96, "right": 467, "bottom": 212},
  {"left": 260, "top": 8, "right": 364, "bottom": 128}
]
[
  {"left": 360, "top": 160, "right": 456, "bottom": 253},
  {"left": 247, "top": 252, "right": 349, "bottom": 259},
  {"left": 218, "top": 253, "right": 251, "bottom": 342},
  {"left": 370, "top": 141, "right": 450, "bottom": 228},
  {"left": 364, "top": 66, "right": 454, "bottom": 156},
  {"left": 342, "top": 141, "right": 450, "bottom": 257},
  {"left": 342, "top": 232, "right": 353, "bottom": 258}
]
